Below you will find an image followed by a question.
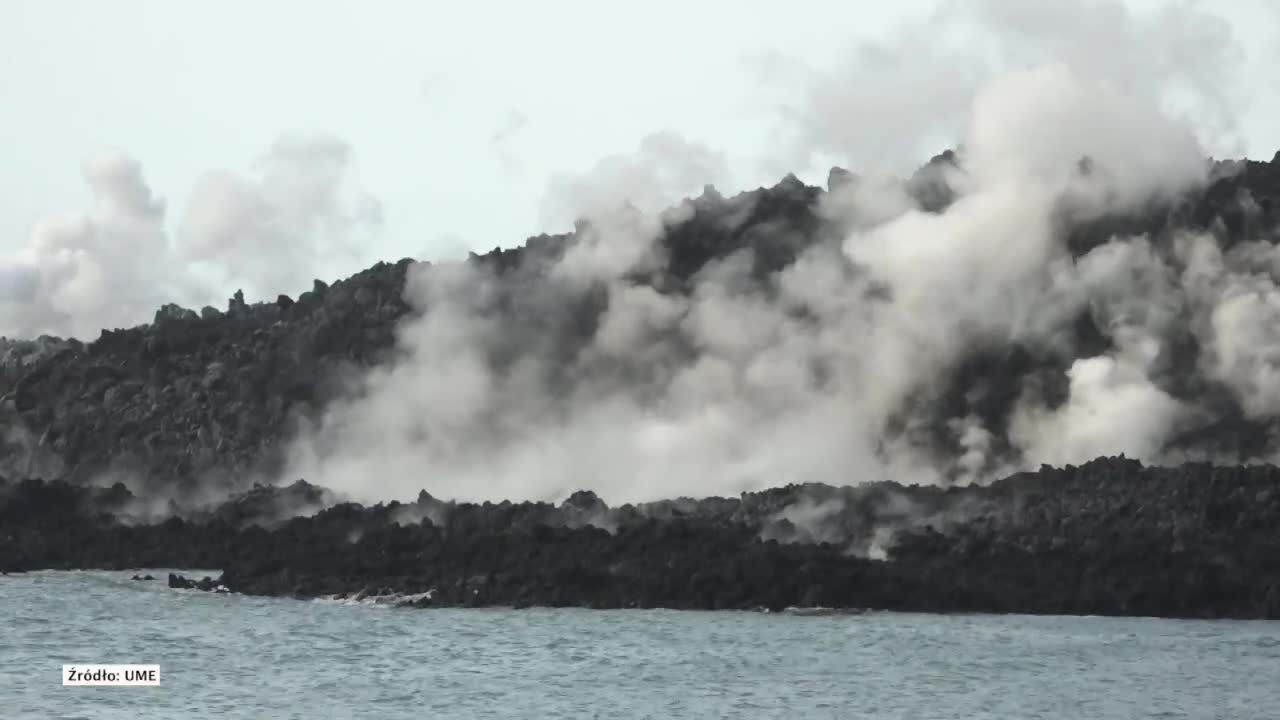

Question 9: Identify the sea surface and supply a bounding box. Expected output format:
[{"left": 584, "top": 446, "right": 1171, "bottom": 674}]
[{"left": 3, "top": 570, "right": 1279, "bottom": 719}]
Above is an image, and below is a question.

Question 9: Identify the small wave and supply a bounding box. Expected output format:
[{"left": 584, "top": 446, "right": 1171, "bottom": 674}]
[
  {"left": 314, "top": 588, "right": 436, "bottom": 608},
  {"left": 780, "top": 606, "right": 869, "bottom": 617}
]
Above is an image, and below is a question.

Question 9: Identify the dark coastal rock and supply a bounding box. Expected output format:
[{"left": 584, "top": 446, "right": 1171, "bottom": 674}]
[
  {"left": 167, "top": 573, "right": 218, "bottom": 591},
  {"left": 3, "top": 458, "right": 1279, "bottom": 618},
  {"left": 0, "top": 259, "right": 417, "bottom": 494}
]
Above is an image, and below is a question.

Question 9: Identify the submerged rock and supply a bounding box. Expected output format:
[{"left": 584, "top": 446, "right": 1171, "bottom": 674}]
[{"left": 167, "top": 573, "right": 219, "bottom": 592}]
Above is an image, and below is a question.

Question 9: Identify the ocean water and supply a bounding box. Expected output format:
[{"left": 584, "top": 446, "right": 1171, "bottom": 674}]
[{"left": 3, "top": 571, "right": 1279, "bottom": 719}]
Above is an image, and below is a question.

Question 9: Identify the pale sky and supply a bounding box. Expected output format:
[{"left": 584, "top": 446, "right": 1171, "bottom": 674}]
[{"left": 3, "top": 0, "right": 1279, "bottom": 303}]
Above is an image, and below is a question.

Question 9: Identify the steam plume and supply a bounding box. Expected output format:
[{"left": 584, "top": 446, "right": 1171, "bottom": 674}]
[
  {"left": 0, "top": 136, "right": 380, "bottom": 339},
  {"left": 282, "top": 53, "right": 1250, "bottom": 504}
]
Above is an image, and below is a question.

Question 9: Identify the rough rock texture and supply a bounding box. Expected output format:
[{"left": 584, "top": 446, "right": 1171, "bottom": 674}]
[
  {"left": 3, "top": 153, "right": 1280, "bottom": 618},
  {"left": 3, "top": 457, "right": 1279, "bottom": 618},
  {"left": 0, "top": 262, "right": 415, "bottom": 494}
]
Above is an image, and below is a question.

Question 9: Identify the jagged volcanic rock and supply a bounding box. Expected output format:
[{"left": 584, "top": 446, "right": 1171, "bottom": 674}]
[
  {"left": 0, "top": 261, "right": 415, "bottom": 494},
  {"left": 3, "top": 458, "right": 1279, "bottom": 618},
  {"left": 3, "top": 153, "right": 1280, "bottom": 618}
]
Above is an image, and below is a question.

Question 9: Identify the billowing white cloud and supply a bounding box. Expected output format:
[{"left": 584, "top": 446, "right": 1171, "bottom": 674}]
[
  {"left": 759, "top": 0, "right": 1245, "bottom": 175},
  {"left": 0, "top": 135, "right": 383, "bottom": 339},
  {"left": 180, "top": 135, "right": 384, "bottom": 298},
  {"left": 281, "top": 45, "right": 1230, "bottom": 504},
  {"left": 0, "top": 152, "right": 193, "bottom": 339}
]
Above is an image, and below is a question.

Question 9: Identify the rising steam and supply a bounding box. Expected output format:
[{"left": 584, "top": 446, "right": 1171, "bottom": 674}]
[
  {"left": 2, "top": 0, "right": 1275, "bottom": 510},
  {"left": 281, "top": 45, "right": 1264, "bottom": 504},
  {"left": 0, "top": 135, "right": 380, "bottom": 340}
]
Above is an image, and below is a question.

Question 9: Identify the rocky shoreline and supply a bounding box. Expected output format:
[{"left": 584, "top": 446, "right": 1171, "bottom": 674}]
[
  {"left": 3, "top": 152, "right": 1280, "bottom": 619},
  {"left": 4, "top": 456, "right": 1279, "bottom": 619}
]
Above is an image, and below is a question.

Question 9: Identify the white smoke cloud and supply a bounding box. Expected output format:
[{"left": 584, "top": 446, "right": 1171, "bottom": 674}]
[
  {"left": 282, "top": 52, "right": 1222, "bottom": 504},
  {"left": 180, "top": 135, "right": 384, "bottom": 298},
  {"left": 541, "top": 131, "right": 731, "bottom": 225},
  {"left": 1011, "top": 355, "right": 1185, "bottom": 467},
  {"left": 760, "top": 0, "right": 1244, "bottom": 175},
  {"left": 540, "top": 132, "right": 729, "bottom": 286},
  {"left": 0, "top": 152, "right": 195, "bottom": 339},
  {"left": 0, "top": 135, "right": 381, "bottom": 339},
  {"left": 964, "top": 62, "right": 1205, "bottom": 211},
  {"left": 959, "top": 0, "right": 1242, "bottom": 150},
  {"left": 817, "top": 172, "right": 919, "bottom": 231},
  {"left": 1208, "top": 287, "right": 1280, "bottom": 417},
  {"left": 1174, "top": 233, "right": 1280, "bottom": 419}
]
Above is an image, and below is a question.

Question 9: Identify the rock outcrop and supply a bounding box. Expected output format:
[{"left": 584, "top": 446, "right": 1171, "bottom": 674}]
[{"left": 0, "top": 262, "right": 415, "bottom": 494}]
